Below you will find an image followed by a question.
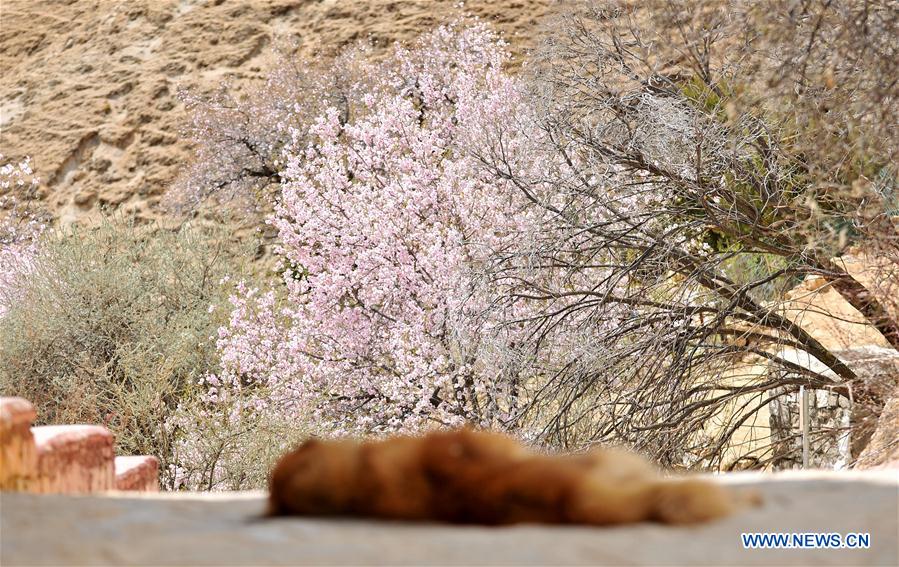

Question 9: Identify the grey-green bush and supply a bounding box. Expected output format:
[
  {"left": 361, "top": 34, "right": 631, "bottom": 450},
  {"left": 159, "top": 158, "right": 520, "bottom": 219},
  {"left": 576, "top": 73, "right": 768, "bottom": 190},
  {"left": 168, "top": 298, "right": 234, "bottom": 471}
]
[{"left": 0, "top": 217, "right": 294, "bottom": 489}]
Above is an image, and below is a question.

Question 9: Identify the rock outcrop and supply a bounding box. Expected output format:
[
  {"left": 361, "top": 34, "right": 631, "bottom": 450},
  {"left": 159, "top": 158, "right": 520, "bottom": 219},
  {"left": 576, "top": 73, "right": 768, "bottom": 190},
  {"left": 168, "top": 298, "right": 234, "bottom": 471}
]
[{"left": 855, "top": 383, "right": 899, "bottom": 470}]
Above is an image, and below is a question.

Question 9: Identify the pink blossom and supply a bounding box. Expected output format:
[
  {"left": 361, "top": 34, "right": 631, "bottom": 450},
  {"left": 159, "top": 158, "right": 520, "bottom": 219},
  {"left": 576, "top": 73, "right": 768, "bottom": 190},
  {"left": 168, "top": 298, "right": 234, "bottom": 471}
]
[
  {"left": 214, "top": 23, "right": 532, "bottom": 434},
  {"left": 0, "top": 156, "right": 43, "bottom": 319}
]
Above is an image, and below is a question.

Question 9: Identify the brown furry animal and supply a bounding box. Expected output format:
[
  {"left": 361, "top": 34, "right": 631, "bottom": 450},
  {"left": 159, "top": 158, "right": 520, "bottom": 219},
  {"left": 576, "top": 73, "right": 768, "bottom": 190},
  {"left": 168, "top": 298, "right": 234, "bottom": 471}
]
[{"left": 268, "top": 429, "right": 758, "bottom": 525}]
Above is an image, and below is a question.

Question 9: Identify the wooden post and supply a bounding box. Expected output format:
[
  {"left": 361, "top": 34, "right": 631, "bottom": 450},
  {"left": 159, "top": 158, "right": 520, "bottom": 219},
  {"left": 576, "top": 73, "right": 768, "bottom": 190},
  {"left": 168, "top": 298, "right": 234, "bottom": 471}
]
[{"left": 800, "top": 385, "right": 810, "bottom": 469}]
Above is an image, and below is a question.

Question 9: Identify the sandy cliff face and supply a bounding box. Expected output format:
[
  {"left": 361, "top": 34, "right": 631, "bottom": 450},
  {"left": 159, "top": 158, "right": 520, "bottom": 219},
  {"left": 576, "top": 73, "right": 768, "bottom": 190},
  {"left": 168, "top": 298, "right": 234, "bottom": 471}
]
[{"left": 0, "top": 0, "right": 549, "bottom": 226}]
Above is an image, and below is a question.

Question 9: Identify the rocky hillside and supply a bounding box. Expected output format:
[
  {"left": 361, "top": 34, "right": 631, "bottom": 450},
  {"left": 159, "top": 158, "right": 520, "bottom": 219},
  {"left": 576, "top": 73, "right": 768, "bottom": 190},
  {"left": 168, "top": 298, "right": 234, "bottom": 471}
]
[{"left": 0, "top": 0, "right": 550, "bottom": 226}]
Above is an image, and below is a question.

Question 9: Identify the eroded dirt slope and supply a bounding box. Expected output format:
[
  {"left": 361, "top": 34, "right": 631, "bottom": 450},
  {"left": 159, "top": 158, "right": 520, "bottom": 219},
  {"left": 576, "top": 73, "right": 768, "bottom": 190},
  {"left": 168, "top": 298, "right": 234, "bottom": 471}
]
[{"left": 0, "top": 0, "right": 550, "bottom": 226}]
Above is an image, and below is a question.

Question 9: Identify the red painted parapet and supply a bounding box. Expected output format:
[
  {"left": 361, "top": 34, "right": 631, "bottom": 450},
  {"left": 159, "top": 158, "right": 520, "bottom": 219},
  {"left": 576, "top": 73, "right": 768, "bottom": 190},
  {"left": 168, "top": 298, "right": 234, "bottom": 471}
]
[
  {"left": 115, "top": 455, "right": 160, "bottom": 492},
  {"left": 2, "top": 397, "right": 159, "bottom": 494},
  {"left": 0, "top": 397, "right": 38, "bottom": 490},
  {"left": 30, "top": 425, "right": 116, "bottom": 493}
]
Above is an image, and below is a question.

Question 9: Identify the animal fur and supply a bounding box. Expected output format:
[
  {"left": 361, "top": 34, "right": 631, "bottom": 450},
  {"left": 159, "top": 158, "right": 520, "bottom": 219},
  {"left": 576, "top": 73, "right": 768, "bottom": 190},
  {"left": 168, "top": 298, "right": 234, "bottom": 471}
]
[{"left": 268, "top": 429, "right": 758, "bottom": 525}]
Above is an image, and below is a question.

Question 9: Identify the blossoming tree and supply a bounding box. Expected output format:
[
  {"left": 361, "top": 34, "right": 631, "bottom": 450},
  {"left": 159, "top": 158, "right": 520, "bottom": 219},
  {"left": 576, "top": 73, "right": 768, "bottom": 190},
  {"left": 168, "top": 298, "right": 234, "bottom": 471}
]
[
  {"left": 213, "top": 23, "right": 533, "bottom": 434},
  {"left": 0, "top": 156, "right": 42, "bottom": 319}
]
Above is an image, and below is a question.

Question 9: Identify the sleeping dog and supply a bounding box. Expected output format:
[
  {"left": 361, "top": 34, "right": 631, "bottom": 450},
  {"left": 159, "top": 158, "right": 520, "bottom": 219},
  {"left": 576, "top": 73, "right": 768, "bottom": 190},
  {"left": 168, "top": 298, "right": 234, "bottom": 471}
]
[{"left": 268, "top": 428, "right": 758, "bottom": 525}]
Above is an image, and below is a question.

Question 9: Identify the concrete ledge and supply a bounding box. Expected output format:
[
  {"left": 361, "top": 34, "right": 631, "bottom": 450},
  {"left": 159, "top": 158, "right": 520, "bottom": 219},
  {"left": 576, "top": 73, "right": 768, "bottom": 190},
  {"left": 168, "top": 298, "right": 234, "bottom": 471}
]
[
  {"left": 31, "top": 425, "right": 115, "bottom": 494},
  {"left": 1, "top": 472, "right": 896, "bottom": 566},
  {"left": 115, "top": 456, "right": 159, "bottom": 492},
  {"left": 0, "top": 397, "right": 38, "bottom": 490}
]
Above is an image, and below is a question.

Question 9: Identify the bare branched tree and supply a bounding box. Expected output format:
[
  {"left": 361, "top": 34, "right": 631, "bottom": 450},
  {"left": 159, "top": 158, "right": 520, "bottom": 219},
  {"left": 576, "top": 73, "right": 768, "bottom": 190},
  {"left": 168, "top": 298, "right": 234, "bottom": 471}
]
[{"left": 477, "top": 0, "right": 898, "bottom": 468}]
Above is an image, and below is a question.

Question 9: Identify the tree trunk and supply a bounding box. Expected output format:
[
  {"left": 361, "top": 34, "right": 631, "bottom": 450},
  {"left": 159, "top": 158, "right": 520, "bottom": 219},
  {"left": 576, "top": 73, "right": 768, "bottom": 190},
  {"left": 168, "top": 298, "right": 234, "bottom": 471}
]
[{"left": 814, "top": 257, "right": 899, "bottom": 351}]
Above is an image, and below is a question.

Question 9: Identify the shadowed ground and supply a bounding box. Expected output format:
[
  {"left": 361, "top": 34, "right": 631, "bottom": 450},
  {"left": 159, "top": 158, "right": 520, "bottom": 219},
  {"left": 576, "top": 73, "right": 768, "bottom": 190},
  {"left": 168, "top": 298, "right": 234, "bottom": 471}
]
[{"left": 2, "top": 471, "right": 896, "bottom": 566}]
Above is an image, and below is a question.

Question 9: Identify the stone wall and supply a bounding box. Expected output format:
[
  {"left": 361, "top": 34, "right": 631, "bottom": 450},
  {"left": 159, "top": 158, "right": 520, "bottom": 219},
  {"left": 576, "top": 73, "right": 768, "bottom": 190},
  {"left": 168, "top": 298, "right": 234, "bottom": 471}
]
[
  {"left": 767, "top": 346, "right": 899, "bottom": 470},
  {"left": 769, "top": 387, "right": 852, "bottom": 470}
]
